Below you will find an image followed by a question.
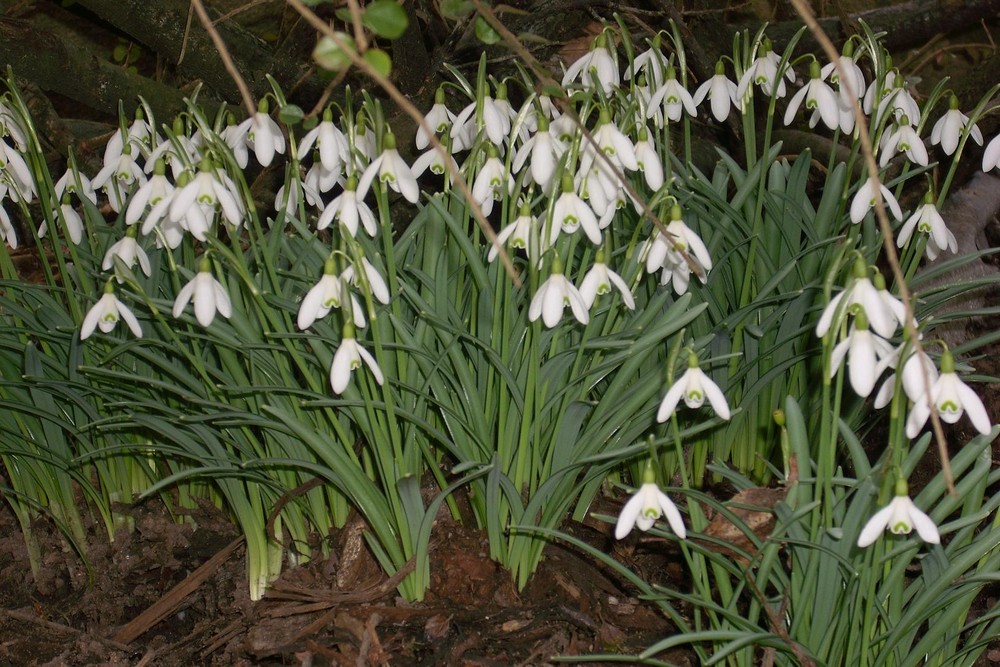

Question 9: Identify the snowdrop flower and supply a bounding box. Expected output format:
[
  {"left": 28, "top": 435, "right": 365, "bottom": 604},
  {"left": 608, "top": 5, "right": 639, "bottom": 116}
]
[
  {"left": 736, "top": 37, "right": 795, "bottom": 100},
  {"left": 234, "top": 102, "right": 286, "bottom": 167},
  {"left": 588, "top": 109, "right": 638, "bottom": 172},
  {"left": 905, "top": 349, "right": 992, "bottom": 438},
  {"left": 634, "top": 126, "right": 664, "bottom": 191},
  {"left": 849, "top": 175, "right": 903, "bottom": 224},
  {"left": 784, "top": 60, "right": 840, "bottom": 131},
  {"left": 172, "top": 257, "right": 233, "bottom": 327},
  {"left": 126, "top": 159, "right": 174, "bottom": 226},
  {"left": 858, "top": 478, "right": 939, "bottom": 547},
  {"left": 863, "top": 60, "right": 898, "bottom": 114},
  {"left": 615, "top": 463, "right": 686, "bottom": 540},
  {"left": 898, "top": 192, "right": 956, "bottom": 260},
  {"left": 693, "top": 59, "right": 739, "bottom": 123},
  {"left": 104, "top": 108, "right": 157, "bottom": 166},
  {"left": 102, "top": 227, "right": 151, "bottom": 281},
  {"left": 579, "top": 248, "right": 634, "bottom": 310},
  {"left": 488, "top": 203, "right": 540, "bottom": 264},
  {"left": 81, "top": 282, "right": 142, "bottom": 340},
  {"left": 92, "top": 143, "right": 146, "bottom": 212},
  {"left": 875, "top": 79, "right": 921, "bottom": 126},
  {"left": 815, "top": 257, "right": 893, "bottom": 338},
  {"left": 298, "top": 257, "right": 347, "bottom": 330},
  {"left": 341, "top": 255, "right": 390, "bottom": 305},
  {"left": 829, "top": 311, "right": 895, "bottom": 398},
  {"left": 879, "top": 115, "right": 928, "bottom": 167},
  {"left": 450, "top": 86, "right": 514, "bottom": 149},
  {"left": 471, "top": 146, "right": 513, "bottom": 217},
  {"left": 647, "top": 66, "right": 698, "bottom": 123},
  {"left": 644, "top": 207, "right": 712, "bottom": 296},
  {"left": 415, "top": 88, "right": 456, "bottom": 150},
  {"left": 512, "top": 115, "right": 564, "bottom": 191},
  {"left": 351, "top": 117, "right": 378, "bottom": 165},
  {"left": 358, "top": 132, "right": 419, "bottom": 204},
  {"left": 562, "top": 32, "right": 619, "bottom": 95},
  {"left": 317, "top": 177, "right": 377, "bottom": 236},
  {"left": 299, "top": 107, "right": 349, "bottom": 174},
  {"left": 625, "top": 35, "right": 667, "bottom": 88},
  {"left": 821, "top": 42, "right": 867, "bottom": 107},
  {"left": 54, "top": 165, "right": 98, "bottom": 205},
  {"left": 931, "top": 95, "right": 983, "bottom": 156},
  {"left": 874, "top": 343, "right": 937, "bottom": 410},
  {"left": 169, "top": 159, "right": 245, "bottom": 239},
  {"left": 0, "top": 203, "right": 16, "bottom": 248},
  {"left": 330, "top": 322, "right": 384, "bottom": 395},
  {"left": 0, "top": 100, "right": 27, "bottom": 149},
  {"left": 0, "top": 139, "right": 35, "bottom": 203},
  {"left": 528, "top": 255, "right": 589, "bottom": 328},
  {"left": 38, "top": 197, "right": 82, "bottom": 245},
  {"left": 657, "top": 351, "right": 731, "bottom": 422},
  {"left": 550, "top": 174, "right": 601, "bottom": 245},
  {"left": 982, "top": 134, "right": 1000, "bottom": 172}
]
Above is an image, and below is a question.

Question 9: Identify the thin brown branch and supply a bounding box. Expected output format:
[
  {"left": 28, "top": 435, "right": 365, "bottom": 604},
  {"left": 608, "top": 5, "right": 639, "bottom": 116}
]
[
  {"left": 190, "top": 0, "right": 257, "bottom": 117},
  {"left": 787, "top": 0, "right": 955, "bottom": 495}
]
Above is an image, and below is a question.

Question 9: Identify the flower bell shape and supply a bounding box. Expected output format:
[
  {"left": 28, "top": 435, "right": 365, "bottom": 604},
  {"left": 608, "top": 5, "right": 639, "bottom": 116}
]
[
  {"left": 81, "top": 282, "right": 142, "bottom": 340},
  {"left": 0, "top": 203, "right": 17, "bottom": 249},
  {"left": 643, "top": 206, "right": 712, "bottom": 296},
  {"left": 625, "top": 34, "right": 666, "bottom": 88},
  {"left": 849, "top": 175, "right": 903, "bottom": 224},
  {"left": 562, "top": 32, "right": 619, "bottom": 95},
  {"left": 784, "top": 60, "right": 839, "bottom": 131},
  {"left": 489, "top": 203, "right": 539, "bottom": 264},
  {"left": 693, "top": 59, "right": 739, "bottom": 123},
  {"left": 172, "top": 256, "right": 233, "bottom": 327},
  {"left": 512, "top": 114, "right": 565, "bottom": 191},
  {"left": 330, "top": 322, "right": 384, "bottom": 395},
  {"left": 415, "top": 87, "right": 456, "bottom": 150},
  {"left": 657, "top": 351, "right": 731, "bottom": 422},
  {"left": 39, "top": 195, "right": 83, "bottom": 245},
  {"left": 633, "top": 126, "right": 664, "bottom": 191},
  {"left": 615, "top": 464, "right": 686, "bottom": 540},
  {"left": 102, "top": 226, "right": 151, "bottom": 282},
  {"left": 528, "top": 254, "right": 590, "bottom": 328},
  {"left": 982, "top": 134, "right": 1000, "bottom": 172},
  {"left": 317, "top": 176, "right": 378, "bottom": 236},
  {"left": 829, "top": 310, "right": 895, "bottom": 398},
  {"left": 905, "top": 349, "right": 992, "bottom": 438},
  {"left": 358, "top": 131, "right": 419, "bottom": 204},
  {"left": 471, "top": 144, "right": 513, "bottom": 217},
  {"left": 550, "top": 174, "right": 601, "bottom": 245},
  {"left": 298, "top": 257, "right": 346, "bottom": 331},
  {"left": 341, "top": 255, "right": 390, "bottom": 305},
  {"left": 647, "top": 65, "right": 697, "bottom": 123},
  {"left": 236, "top": 100, "right": 286, "bottom": 167},
  {"left": 857, "top": 478, "right": 940, "bottom": 547},
  {"left": 897, "top": 191, "right": 956, "bottom": 260},
  {"left": 820, "top": 40, "right": 867, "bottom": 105},
  {"left": 879, "top": 115, "right": 928, "bottom": 167},
  {"left": 931, "top": 95, "right": 983, "bottom": 156},
  {"left": 579, "top": 247, "right": 635, "bottom": 310},
  {"left": 874, "top": 343, "right": 938, "bottom": 410},
  {"left": 736, "top": 37, "right": 796, "bottom": 100},
  {"left": 300, "top": 107, "right": 349, "bottom": 174}
]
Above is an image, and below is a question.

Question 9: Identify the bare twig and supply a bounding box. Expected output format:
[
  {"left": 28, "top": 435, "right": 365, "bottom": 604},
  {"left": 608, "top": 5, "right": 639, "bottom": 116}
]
[
  {"left": 190, "top": 0, "right": 257, "bottom": 117},
  {"left": 788, "top": 0, "right": 955, "bottom": 495}
]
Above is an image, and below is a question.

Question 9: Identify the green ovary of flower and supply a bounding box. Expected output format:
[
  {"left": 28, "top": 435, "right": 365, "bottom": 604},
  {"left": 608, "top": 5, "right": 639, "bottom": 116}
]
[
  {"left": 197, "top": 194, "right": 216, "bottom": 205},
  {"left": 890, "top": 520, "right": 910, "bottom": 534}
]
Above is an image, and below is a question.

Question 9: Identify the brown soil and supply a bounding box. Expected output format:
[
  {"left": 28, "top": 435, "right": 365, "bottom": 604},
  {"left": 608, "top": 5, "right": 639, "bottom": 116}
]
[{"left": 0, "top": 493, "right": 692, "bottom": 666}]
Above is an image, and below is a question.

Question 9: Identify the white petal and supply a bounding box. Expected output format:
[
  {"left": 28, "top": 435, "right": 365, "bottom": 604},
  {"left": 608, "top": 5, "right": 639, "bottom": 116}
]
[{"left": 857, "top": 504, "right": 894, "bottom": 547}]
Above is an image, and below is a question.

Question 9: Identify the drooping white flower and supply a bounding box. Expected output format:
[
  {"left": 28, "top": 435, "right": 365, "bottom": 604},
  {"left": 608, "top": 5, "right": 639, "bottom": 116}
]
[
  {"left": 104, "top": 108, "right": 158, "bottom": 166},
  {"left": 168, "top": 159, "right": 245, "bottom": 240},
  {"left": 693, "top": 59, "right": 739, "bottom": 123},
  {"left": 625, "top": 35, "right": 667, "bottom": 88},
  {"left": 643, "top": 207, "right": 712, "bottom": 296},
  {"left": 172, "top": 258, "right": 233, "bottom": 327},
  {"left": 38, "top": 197, "right": 84, "bottom": 245},
  {"left": 0, "top": 139, "right": 35, "bottom": 203},
  {"left": 579, "top": 248, "right": 635, "bottom": 310},
  {"left": 879, "top": 115, "right": 928, "bottom": 167},
  {"left": 820, "top": 43, "right": 867, "bottom": 106},
  {"left": 299, "top": 107, "right": 349, "bottom": 174},
  {"left": 931, "top": 95, "right": 983, "bottom": 156},
  {"left": 341, "top": 255, "right": 390, "bottom": 305},
  {"left": 874, "top": 79, "right": 921, "bottom": 126},
  {"left": 647, "top": 65, "right": 698, "bottom": 123},
  {"left": 550, "top": 174, "right": 601, "bottom": 245},
  {"left": 849, "top": 175, "right": 903, "bottom": 224},
  {"left": 488, "top": 203, "right": 540, "bottom": 264},
  {"left": 874, "top": 343, "right": 938, "bottom": 410},
  {"left": 91, "top": 143, "right": 146, "bottom": 212},
  {"left": 54, "top": 165, "right": 98, "bottom": 205},
  {"left": 511, "top": 115, "right": 565, "bottom": 191},
  {"left": 357, "top": 132, "right": 419, "bottom": 204},
  {"left": 81, "top": 283, "right": 142, "bottom": 340},
  {"left": 816, "top": 256, "right": 895, "bottom": 338},
  {"left": 783, "top": 60, "right": 840, "bottom": 131},
  {"left": 471, "top": 146, "right": 513, "bottom": 217},
  {"left": 657, "top": 352, "right": 731, "bottom": 422},
  {"left": 905, "top": 349, "right": 992, "bottom": 438},
  {"left": 982, "top": 134, "right": 1000, "bottom": 172},
  {"left": 298, "top": 258, "right": 346, "bottom": 330},
  {"left": 0, "top": 203, "right": 16, "bottom": 249},
  {"left": 234, "top": 104, "right": 286, "bottom": 167},
  {"left": 633, "top": 126, "right": 664, "bottom": 191},
  {"left": 415, "top": 88, "right": 456, "bottom": 150},
  {"left": 562, "top": 32, "right": 619, "bottom": 95},
  {"left": 736, "top": 37, "right": 796, "bottom": 101},
  {"left": 450, "top": 85, "right": 515, "bottom": 150},
  {"left": 615, "top": 464, "right": 686, "bottom": 540},
  {"left": 857, "top": 479, "right": 939, "bottom": 547},
  {"left": 528, "top": 255, "right": 589, "bottom": 328},
  {"left": 829, "top": 312, "right": 895, "bottom": 398},
  {"left": 330, "top": 323, "right": 384, "bottom": 394},
  {"left": 102, "top": 228, "right": 151, "bottom": 281},
  {"left": 317, "top": 177, "right": 377, "bottom": 236},
  {"left": 126, "top": 158, "right": 175, "bottom": 226},
  {"left": 897, "top": 192, "right": 956, "bottom": 260}
]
